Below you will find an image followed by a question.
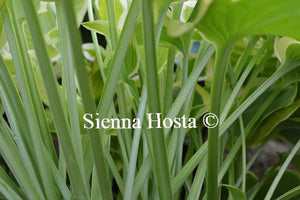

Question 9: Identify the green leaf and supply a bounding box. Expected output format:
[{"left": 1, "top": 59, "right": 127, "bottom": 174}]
[
  {"left": 154, "top": 0, "right": 170, "bottom": 13},
  {"left": 115, "top": 0, "right": 125, "bottom": 27},
  {"left": 37, "top": 5, "right": 56, "bottom": 35},
  {"left": 246, "top": 172, "right": 259, "bottom": 192},
  {"left": 157, "top": 47, "right": 169, "bottom": 73},
  {"left": 222, "top": 184, "right": 247, "bottom": 200},
  {"left": 0, "top": 117, "right": 44, "bottom": 200},
  {"left": 141, "top": 0, "right": 173, "bottom": 199},
  {"left": 196, "top": 0, "right": 300, "bottom": 46},
  {"left": 27, "top": 51, "right": 50, "bottom": 105},
  {"left": 0, "top": 164, "right": 25, "bottom": 199},
  {"left": 132, "top": 20, "right": 186, "bottom": 52},
  {"left": 19, "top": 0, "right": 90, "bottom": 199},
  {"left": 45, "top": 28, "right": 59, "bottom": 45},
  {"left": 222, "top": 43, "right": 300, "bottom": 135},
  {"left": 244, "top": 83, "right": 298, "bottom": 139},
  {"left": 82, "top": 20, "right": 112, "bottom": 38},
  {"left": 124, "top": 44, "right": 138, "bottom": 77},
  {"left": 89, "top": 62, "right": 104, "bottom": 102},
  {"left": 274, "top": 37, "right": 300, "bottom": 63},
  {"left": 166, "top": 0, "right": 214, "bottom": 37},
  {"left": 275, "top": 186, "right": 300, "bottom": 200},
  {"left": 273, "top": 120, "right": 300, "bottom": 145},
  {"left": 249, "top": 100, "right": 300, "bottom": 145},
  {"left": 74, "top": 0, "right": 88, "bottom": 26},
  {"left": 97, "top": 0, "right": 108, "bottom": 20},
  {"left": 290, "top": 153, "right": 300, "bottom": 171}
]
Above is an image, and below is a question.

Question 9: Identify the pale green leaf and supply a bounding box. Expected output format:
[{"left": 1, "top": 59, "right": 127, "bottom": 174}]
[
  {"left": 74, "top": 0, "right": 88, "bottom": 26},
  {"left": 45, "top": 28, "right": 59, "bottom": 45},
  {"left": 97, "top": 0, "right": 108, "bottom": 20},
  {"left": 274, "top": 37, "right": 300, "bottom": 63}
]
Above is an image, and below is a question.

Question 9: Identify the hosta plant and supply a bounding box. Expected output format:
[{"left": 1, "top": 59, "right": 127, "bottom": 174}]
[{"left": 0, "top": 0, "right": 299, "bottom": 199}]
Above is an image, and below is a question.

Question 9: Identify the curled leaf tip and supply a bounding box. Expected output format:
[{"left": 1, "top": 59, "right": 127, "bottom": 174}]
[
  {"left": 274, "top": 37, "right": 300, "bottom": 63},
  {"left": 166, "top": 0, "right": 214, "bottom": 37}
]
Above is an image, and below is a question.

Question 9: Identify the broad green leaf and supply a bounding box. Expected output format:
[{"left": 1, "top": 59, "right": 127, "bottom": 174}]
[
  {"left": 82, "top": 20, "right": 112, "bottom": 37},
  {"left": 265, "top": 85, "right": 298, "bottom": 115},
  {"left": 278, "top": 104, "right": 300, "bottom": 145},
  {"left": 222, "top": 184, "right": 247, "bottom": 200},
  {"left": 275, "top": 186, "right": 300, "bottom": 200},
  {"left": 254, "top": 167, "right": 300, "bottom": 200},
  {"left": 243, "top": 84, "right": 297, "bottom": 127},
  {"left": 158, "top": 26, "right": 185, "bottom": 52},
  {"left": 284, "top": 44, "right": 300, "bottom": 65},
  {"left": 234, "top": 44, "right": 300, "bottom": 135},
  {"left": 246, "top": 172, "right": 259, "bottom": 192},
  {"left": 98, "top": 0, "right": 108, "bottom": 20},
  {"left": 196, "top": 0, "right": 300, "bottom": 47},
  {"left": 279, "top": 125, "right": 300, "bottom": 146},
  {"left": 249, "top": 100, "right": 300, "bottom": 145}
]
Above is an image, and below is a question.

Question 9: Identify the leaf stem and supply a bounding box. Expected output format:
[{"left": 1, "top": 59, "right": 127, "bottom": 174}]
[
  {"left": 141, "top": 0, "right": 173, "bottom": 199},
  {"left": 207, "top": 45, "right": 232, "bottom": 200}
]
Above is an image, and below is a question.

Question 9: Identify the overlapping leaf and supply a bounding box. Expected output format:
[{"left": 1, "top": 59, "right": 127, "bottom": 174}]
[{"left": 192, "top": 0, "right": 300, "bottom": 47}]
